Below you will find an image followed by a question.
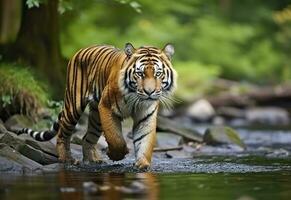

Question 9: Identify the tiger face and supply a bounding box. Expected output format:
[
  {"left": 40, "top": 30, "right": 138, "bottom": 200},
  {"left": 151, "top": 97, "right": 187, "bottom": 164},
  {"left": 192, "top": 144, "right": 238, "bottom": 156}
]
[{"left": 119, "top": 43, "right": 177, "bottom": 102}]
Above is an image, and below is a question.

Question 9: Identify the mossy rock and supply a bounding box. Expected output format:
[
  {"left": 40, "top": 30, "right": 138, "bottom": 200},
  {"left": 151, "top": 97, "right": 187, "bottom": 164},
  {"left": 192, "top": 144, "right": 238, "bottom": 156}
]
[{"left": 203, "top": 126, "right": 246, "bottom": 149}]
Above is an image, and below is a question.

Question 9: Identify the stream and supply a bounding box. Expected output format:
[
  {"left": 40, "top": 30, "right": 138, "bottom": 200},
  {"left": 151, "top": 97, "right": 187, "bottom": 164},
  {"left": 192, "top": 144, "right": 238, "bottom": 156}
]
[{"left": 1, "top": 126, "right": 291, "bottom": 200}]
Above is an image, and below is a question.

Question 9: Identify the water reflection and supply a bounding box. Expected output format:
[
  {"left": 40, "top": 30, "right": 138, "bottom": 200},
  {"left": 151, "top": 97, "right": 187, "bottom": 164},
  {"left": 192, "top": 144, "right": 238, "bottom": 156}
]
[
  {"left": 58, "top": 172, "right": 159, "bottom": 200},
  {"left": 1, "top": 171, "right": 291, "bottom": 200}
]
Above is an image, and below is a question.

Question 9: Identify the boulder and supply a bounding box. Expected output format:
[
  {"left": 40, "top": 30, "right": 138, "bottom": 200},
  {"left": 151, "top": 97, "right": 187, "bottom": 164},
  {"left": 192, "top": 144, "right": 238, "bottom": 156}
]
[
  {"left": 246, "top": 107, "right": 289, "bottom": 125},
  {"left": 0, "top": 143, "right": 42, "bottom": 173},
  {"left": 187, "top": 99, "right": 215, "bottom": 122},
  {"left": 203, "top": 126, "right": 246, "bottom": 149}
]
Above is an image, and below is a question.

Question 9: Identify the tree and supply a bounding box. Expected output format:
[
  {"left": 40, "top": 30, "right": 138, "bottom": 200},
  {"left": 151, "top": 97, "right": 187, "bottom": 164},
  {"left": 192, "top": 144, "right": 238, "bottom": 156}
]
[{"left": 0, "top": 0, "right": 65, "bottom": 98}]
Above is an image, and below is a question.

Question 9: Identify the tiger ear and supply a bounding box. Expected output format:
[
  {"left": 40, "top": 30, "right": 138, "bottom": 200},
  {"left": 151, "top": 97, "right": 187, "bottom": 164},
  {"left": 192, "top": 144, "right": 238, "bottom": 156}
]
[
  {"left": 124, "top": 43, "right": 135, "bottom": 57},
  {"left": 163, "top": 43, "right": 175, "bottom": 59}
]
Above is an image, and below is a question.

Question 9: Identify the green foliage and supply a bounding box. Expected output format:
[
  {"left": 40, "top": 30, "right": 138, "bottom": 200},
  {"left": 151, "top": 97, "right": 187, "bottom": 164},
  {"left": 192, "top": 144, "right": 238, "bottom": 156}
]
[
  {"left": 58, "top": 0, "right": 291, "bottom": 100},
  {"left": 26, "top": 0, "right": 44, "bottom": 8},
  {"left": 0, "top": 63, "right": 48, "bottom": 105},
  {"left": 174, "top": 61, "right": 220, "bottom": 100},
  {"left": 225, "top": 127, "right": 246, "bottom": 149},
  {"left": 0, "top": 63, "right": 50, "bottom": 120}
]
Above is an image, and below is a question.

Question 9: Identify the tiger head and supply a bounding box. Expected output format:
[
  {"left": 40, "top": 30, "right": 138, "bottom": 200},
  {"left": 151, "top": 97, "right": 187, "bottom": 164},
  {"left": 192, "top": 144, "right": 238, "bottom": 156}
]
[{"left": 119, "top": 43, "right": 177, "bottom": 102}]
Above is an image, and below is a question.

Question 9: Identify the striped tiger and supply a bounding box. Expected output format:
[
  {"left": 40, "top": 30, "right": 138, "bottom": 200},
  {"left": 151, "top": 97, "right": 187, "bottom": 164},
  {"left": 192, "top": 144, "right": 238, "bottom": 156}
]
[{"left": 16, "top": 43, "right": 177, "bottom": 169}]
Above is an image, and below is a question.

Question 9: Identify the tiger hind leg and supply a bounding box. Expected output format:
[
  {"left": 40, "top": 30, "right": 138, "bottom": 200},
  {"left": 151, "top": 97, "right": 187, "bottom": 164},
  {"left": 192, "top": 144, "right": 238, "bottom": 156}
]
[
  {"left": 57, "top": 102, "right": 86, "bottom": 164},
  {"left": 82, "top": 101, "right": 103, "bottom": 164}
]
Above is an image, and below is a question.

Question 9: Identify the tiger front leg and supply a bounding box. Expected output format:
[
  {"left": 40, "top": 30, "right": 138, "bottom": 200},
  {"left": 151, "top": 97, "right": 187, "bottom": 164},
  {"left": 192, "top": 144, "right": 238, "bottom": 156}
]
[
  {"left": 133, "top": 105, "right": 158, "bottom": 169},
  {"left": 98, "top": 99, "right": 128, "bottom": 161}
]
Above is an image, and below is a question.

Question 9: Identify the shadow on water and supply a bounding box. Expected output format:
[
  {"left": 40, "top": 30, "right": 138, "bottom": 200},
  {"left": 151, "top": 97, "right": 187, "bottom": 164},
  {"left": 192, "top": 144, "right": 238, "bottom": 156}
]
[{"left": 0, "top": 171, "right": 291, "bottom": 200}]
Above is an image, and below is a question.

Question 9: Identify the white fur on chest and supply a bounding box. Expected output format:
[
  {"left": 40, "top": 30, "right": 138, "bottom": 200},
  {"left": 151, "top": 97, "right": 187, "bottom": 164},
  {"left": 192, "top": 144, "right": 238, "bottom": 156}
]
[{"left": 112, "top": 94, "right": 158, "bottom": 120}]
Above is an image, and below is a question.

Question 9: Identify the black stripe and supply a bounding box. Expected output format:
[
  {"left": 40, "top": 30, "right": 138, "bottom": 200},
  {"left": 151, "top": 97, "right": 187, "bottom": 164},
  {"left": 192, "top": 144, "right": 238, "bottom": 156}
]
[
  {"left": 53, "top": 122, "right": 59, "bottom": 131},
  {"left": 85, "top": 138, "right": 95, "bottom": 145},
  {"left": 133, "top": 106, "right": 157, "bottom": 130},
  {"left": 89, "top": 116, "right": 102, "bottom": 132},
  {"left": 133, "top": 131, "right": 150, "bottom": 144}
]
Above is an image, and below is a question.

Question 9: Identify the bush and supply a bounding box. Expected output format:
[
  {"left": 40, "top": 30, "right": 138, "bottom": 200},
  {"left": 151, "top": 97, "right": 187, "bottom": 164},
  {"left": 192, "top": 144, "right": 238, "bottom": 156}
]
[{"left": 0, "top": 63, "right": 49, "bottom": 121}]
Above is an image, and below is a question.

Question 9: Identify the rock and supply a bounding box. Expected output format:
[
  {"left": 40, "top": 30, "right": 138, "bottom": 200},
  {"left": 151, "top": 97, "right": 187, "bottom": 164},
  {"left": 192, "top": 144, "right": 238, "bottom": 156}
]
[
  {"left": 266, "top": 148, "right": 289, "bottom": 158},
  {"left": 165, "top": 150, "right": 192, "bottom": 159},
  {"left": 246, "top": 107, "right": 289, "bottom": 125},
  {"left": 0, "top": 119, "right": 7, "bottom": 133},
  {"left": 212, "top": 116, "right": 225, "bottom": 125},
  {"left": 156, "top": 132, "right": 183, "bottom": 148},
  {"left": 4, "top": 114, "right": 34, "bottom": 131},
  {"left": 157, "top": 116, "right": 203, "bottom": 142},
  {"left": 187, "top": 99, "right": 215, "bottom": 122},
  {"left": 193, "top": 144, "right": 244, "bottom": 156},
  {"left": 0, "top": 131, "right": 58, "bottom": 163},
  {"left": 0, "top": 143, "right": 42, "bottom": 173},
  {"left": 0, "top": 131, "right": 28, "bottom": 149},
  {"left": 203, "top": 126, "right": 246, "bottom": 149},
  {"left": 42, "top": 163, "right": 64, "bottom": 172},
  {"left": 71, "top": 143, "right": 83, "bottom": 160},
  {"left": 18, "top": 144, "right": 58, "bottom": 165},
  {"left": 216, "top": 107, "right": 245, "bottom": 119},
  {"left": 25, "top": 139, "right": 57, "bottom": 157}
]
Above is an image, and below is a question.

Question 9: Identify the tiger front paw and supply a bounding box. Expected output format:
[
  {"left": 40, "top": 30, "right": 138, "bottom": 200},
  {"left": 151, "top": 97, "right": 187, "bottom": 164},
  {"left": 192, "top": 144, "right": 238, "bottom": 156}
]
[
  {"left": 135, "top": 156, "right": 150, "bottom": 170},
  {"left": 107, "top": 145, "right": 129, "bottom": 161}
]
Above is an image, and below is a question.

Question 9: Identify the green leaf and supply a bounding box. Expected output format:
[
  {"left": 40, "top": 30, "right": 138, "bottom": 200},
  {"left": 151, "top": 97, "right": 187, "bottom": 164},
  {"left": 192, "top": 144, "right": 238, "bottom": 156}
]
[
  {"left": 26, "top": 0, "right": 40, "bottom": 8},
  {"left": 225, "top": 127, "right": 246, "bottom": 149}
]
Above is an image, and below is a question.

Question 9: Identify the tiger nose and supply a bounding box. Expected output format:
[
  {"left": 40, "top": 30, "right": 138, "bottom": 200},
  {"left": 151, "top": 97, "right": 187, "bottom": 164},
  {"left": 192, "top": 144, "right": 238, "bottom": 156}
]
[{"left": 144, "top": 88, "right": 155, "bottom": 96}]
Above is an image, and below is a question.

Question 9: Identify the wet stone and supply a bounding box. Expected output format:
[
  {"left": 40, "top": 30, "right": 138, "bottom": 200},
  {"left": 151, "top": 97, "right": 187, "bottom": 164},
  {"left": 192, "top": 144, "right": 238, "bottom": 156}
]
[
  {"left": 18, "top": 143, "right": 58, "bottom": 165},
  {"left": 165, "top": 150, "right": 193, "bottom": 159},
  {"left": 42, "top": 163, "right": 64, "bottom": 173},
  {"left": 203, "top": 126, "right": 246, "bottom": 149},
  {"left": 25, "top": 139, "right": 57, "bottom": 157},
  {"left": 246, "top": 107, "right": 290, "bottom": 125},
  {"left": 157, "top": 116, "right": 203, "bottom": 142},
  {"left": 0, "top": 143, "right": 42, "bottom": 173},
  {"left": 266, "top": 148, "right": 290, "bottom": 158},
  {"left": 0, "top": 131, "right": 28, "bottom": 150},
  {"left": 0, "top": 119, "right": 7, "bottom": 133},
  {"left": 156, "top": 132, "right": 183, "bottom": 148}
]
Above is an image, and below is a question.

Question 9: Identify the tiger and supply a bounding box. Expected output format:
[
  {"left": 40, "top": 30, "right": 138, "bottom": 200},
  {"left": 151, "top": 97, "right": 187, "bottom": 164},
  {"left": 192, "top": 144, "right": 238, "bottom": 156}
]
[{"left": 15, "top": 43, "right": 177, "bottom": 169}]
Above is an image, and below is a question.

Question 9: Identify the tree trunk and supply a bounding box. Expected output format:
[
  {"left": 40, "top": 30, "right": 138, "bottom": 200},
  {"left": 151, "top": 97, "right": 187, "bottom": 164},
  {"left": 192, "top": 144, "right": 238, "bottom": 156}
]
[{"left": 0, "top": 0, "right": 66, "bottom": 99}]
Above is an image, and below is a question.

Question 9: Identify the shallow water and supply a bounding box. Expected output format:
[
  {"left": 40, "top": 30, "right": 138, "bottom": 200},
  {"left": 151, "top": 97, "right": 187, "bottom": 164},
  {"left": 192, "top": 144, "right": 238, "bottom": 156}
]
[{"left": 1, "top": 171, "right": 291, "bottom": 200}]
